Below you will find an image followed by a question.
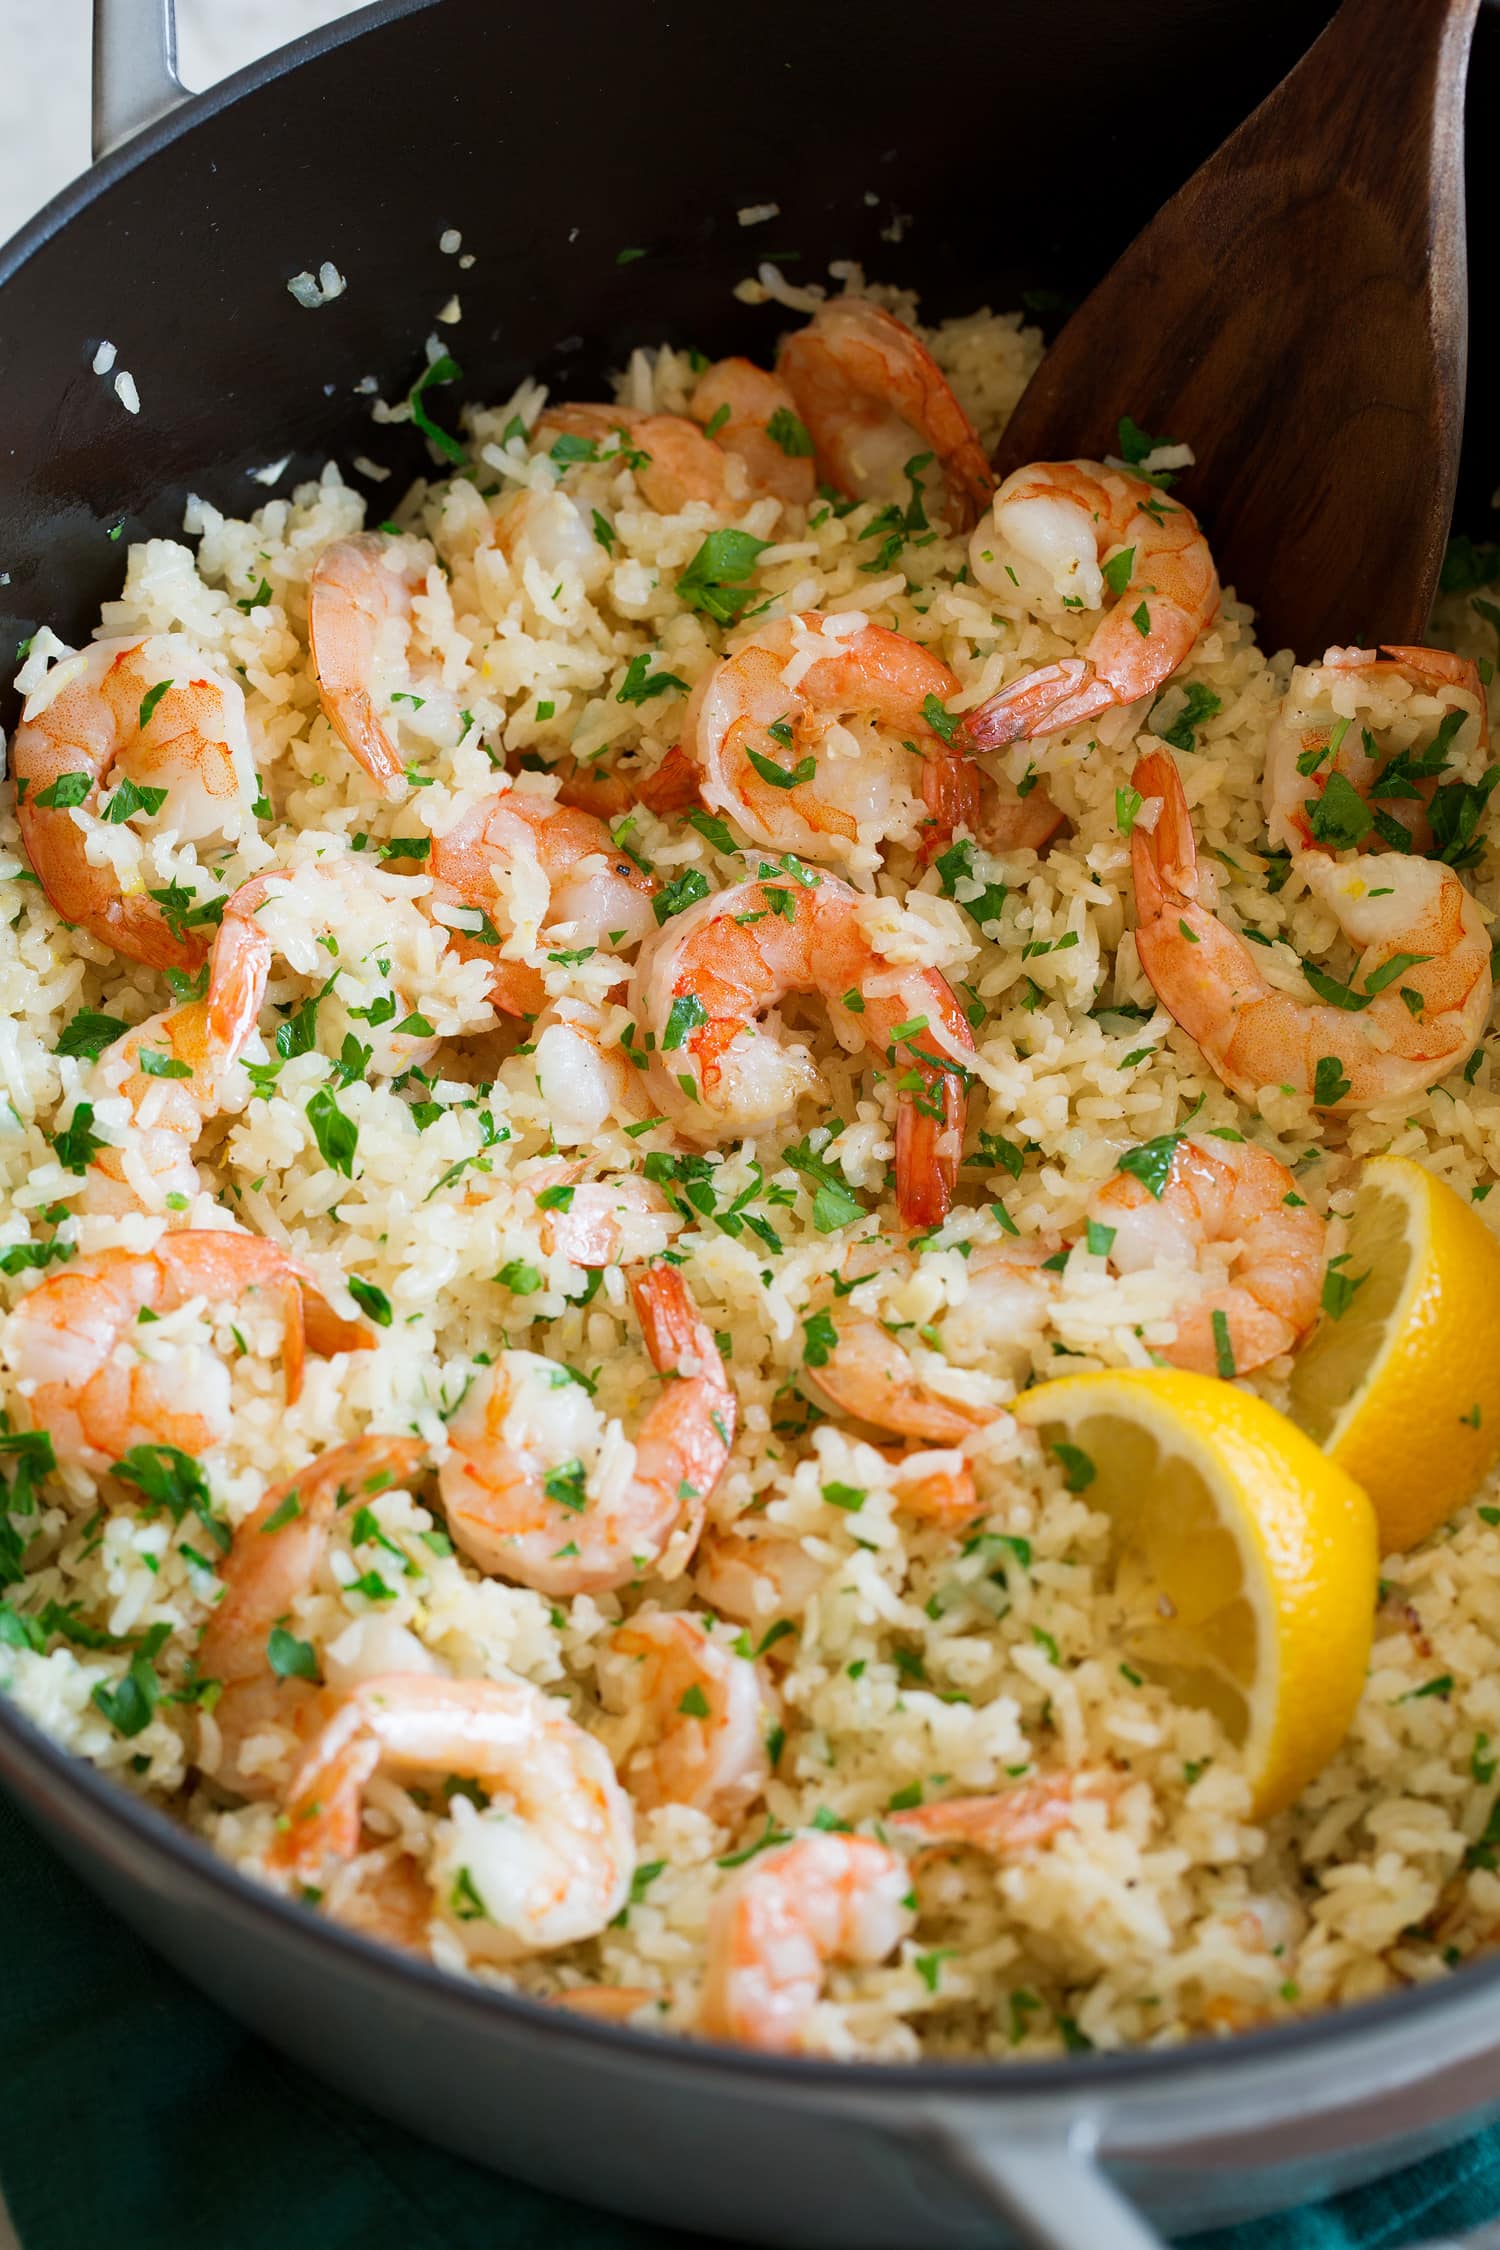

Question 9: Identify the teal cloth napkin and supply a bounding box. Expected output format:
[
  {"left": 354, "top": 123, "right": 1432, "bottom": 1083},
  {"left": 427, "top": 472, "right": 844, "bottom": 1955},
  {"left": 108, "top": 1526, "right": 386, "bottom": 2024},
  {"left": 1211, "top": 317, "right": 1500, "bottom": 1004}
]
[{"left": 1, "top": 1785, "right": 1496, "bottom": 2250}]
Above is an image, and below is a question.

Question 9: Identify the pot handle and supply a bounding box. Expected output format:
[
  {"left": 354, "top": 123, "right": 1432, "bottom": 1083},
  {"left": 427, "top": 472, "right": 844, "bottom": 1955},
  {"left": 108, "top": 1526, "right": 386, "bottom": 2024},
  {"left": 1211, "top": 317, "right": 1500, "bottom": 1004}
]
[
  {"left": 933, "top": 2122, "right": 1500, "bottom": 2249},
  {"left": 926, "top": 2121, "right": 1167, "bottom": 2249},
  {"left": 92, "top": 0, "right": 186, "bottom": 160}
]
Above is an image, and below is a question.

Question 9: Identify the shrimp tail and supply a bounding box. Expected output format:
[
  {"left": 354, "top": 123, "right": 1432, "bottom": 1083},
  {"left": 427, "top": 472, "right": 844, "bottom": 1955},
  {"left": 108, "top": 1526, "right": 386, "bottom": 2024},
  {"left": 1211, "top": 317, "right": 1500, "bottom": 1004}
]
[
  {"left": 270, "top": 1697, "right": 379, "bottom": 1874},
  {"left": 961, "top": 659, "right": 1105, "bottom": 751},
  {"left": 297, "top": 1273, "right": 378, "bottom": 1371},
  {"left": 636, "top": 744, "right": 703, "bottom": 815},
  {"left": 917, "top": 755, "right": 982, "bottom": 857},
  {"left": 307, "top": 534, "right": 412, "bottom": 800},
  {"left": 629, "top": 1265, "right": 731, "bottom": 1406},
  {"left": 895, "top": 1069, "right": 965, "bottom": 1229},
  {"left": 628, "top": 1264, "right": 735, "bottom": 1553},
  {"left": 1131, "top": 748, "right": 1195, "bottom": 917}
]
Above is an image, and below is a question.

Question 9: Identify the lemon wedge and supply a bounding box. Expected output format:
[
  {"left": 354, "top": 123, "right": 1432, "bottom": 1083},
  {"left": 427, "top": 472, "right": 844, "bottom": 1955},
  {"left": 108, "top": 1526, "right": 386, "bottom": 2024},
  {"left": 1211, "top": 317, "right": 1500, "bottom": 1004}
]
[
  {"left": 1288, "top": 1153, "right": 1500, "bottom": 1552},
  {"left": 1014, "top": 1369, "right": 1377, "bottom": 1818}
]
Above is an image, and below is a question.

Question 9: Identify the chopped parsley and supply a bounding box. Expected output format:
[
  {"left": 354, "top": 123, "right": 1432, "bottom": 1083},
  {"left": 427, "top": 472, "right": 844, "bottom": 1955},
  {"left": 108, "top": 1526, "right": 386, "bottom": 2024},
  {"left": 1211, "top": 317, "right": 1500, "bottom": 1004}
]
[
  {"left": 617, "top": 653, "right": 689, "bottom": 706},
  {"left": 407, "top": 352, "right": 466, "bottom": 465},
  {"left": 934, "top": 837, "right": 1007, "bottom": 931},
  {"left": 56, "top": 1010, "right": 128, "bottom": 1061},
  {"left": 676, "top": 530, "right": 770, "bottom": 626},
  {"left": 767, "top": 407, "right": 814, "bottom": 458},
  {"left": 266, "top": 1625, "right": 320, "bottom": 1682},
  {"left": 305, "top": 1085, "right": 358, "bottom": 1177},
  {"left": 1115, "top": 1132, "right": 1181, "bottom": 1200},
  {"left": 348, "top": 1276, "right": 393, "bottom": 1327}
]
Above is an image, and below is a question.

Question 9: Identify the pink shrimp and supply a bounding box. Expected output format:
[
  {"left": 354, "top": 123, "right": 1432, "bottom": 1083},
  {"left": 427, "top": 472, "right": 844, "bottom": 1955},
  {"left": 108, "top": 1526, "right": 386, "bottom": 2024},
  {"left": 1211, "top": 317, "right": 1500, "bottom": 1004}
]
[
  {"left": 533, "top": 406, "right": 749, "bottom": 514},
  {"left": 919, "top": 751, "right": 1067, "bottom": 863},
  {"left": 700, "top": 1833, "right": 915, "bottom": 2050},
  {"left": 692, "top": 1520, "right": 828, "bottom": 1633},
  {"left": 1, "top": 1234, "right": 371, "bottom": 1474},
  {"left": 270, "top": 1671, "right": 635, "bottom": 1956},
  {"left": 1132, "top": 748, "right": 1492, "bottom": 1109},
  {"left": 439, "top": 1264, "right": 735, "bottom": 1595},
  {"left": 1264, "top": 643, "right": 1491, "bottom": 856},
  {"left": 196, "top": 1434, "right": 429, "bottom": 1798},
  {"left": 963, "top": 463, "right": 1219, "bottom": 747},
  {"left": 777, "top": 299, "right": 995, "bottom": 530},
  {"left": 427, "top": 788, "right": 658, "bottom": 1016},
  {"left": 881, "top": 1448, "right": 984, "bottom": 1529},
  {"left": 686, "top": 611, "right": 1011, "bottom": 882},
  {"left": 630, "top": 871, "right": 975, "bottom": 1230},
  {"left": 890, "top": 1774, "right": 1100, "bottom": 1859},
  {"left": 77, "top": 871, "right": 275, "bottom": 1217},
  {"left": 689, "top": 358, "right": 818, "bottom": 508},
  {"left": 213, "top": 859, "right": 444, "bottom": 1078},
  {"left": 607, "top": 1609, "right": 773, "bottom": 1819},
  {"left": 307, "top": 534, "right": 420, "bottom": 799},
  {"left": 524, "top": 1161, "right": 673, "bottom": 1267},
  {"left": 13, "top": 636, "right": 260, "bottom": 970},
  {"left": 805, "top": 1237, "right": 1059, "bottom": 1440},
  {"left": 553, "top": 743, "right": 703, "bottom": 823},
  {"left": 1089, "top": 1135, "right": 1327, "bottom": 1377}
]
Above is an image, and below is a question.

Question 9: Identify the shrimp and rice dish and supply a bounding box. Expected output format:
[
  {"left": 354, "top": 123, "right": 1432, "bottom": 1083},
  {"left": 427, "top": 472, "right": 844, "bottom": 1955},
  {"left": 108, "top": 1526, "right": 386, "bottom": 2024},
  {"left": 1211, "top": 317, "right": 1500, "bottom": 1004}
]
[{"left": 6, "top": 269, "right": 1500, "bottom": 2061}]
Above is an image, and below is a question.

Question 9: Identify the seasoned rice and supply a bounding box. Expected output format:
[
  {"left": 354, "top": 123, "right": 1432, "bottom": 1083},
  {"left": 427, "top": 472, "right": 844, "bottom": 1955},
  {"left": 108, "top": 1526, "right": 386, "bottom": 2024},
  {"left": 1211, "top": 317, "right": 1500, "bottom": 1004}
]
[{"left": 3, "top": 276, "right": 1500, "bottom": 2061}]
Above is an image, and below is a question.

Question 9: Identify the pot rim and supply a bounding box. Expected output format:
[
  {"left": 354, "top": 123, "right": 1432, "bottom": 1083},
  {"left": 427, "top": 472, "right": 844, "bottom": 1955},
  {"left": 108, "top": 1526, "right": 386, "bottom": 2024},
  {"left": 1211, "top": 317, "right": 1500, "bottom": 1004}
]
[{"left": 3, "top": 0, "right": 1497, "bottom": 2114}]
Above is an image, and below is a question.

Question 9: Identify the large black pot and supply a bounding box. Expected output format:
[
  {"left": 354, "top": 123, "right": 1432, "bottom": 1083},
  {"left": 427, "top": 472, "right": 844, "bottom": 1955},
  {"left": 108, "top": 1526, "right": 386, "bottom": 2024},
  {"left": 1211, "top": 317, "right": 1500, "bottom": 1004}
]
[{"left": 3, "top": 5, "right": 1500, "bottom": 2244}]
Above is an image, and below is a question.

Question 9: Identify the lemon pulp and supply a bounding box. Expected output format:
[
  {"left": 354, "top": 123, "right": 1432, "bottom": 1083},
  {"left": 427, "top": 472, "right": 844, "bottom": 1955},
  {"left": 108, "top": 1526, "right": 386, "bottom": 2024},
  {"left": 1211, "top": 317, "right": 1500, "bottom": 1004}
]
[{"left": 1288, "top": 1153, "right": 1500, "bottom": 1552}]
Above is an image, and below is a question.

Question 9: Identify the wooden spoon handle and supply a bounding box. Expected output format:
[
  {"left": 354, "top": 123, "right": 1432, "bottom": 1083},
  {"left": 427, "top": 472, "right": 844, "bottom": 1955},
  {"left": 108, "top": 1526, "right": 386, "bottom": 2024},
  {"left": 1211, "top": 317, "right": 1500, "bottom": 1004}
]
[{"left": 1210, "top": 0, "right": 1477, "bottom": 209}]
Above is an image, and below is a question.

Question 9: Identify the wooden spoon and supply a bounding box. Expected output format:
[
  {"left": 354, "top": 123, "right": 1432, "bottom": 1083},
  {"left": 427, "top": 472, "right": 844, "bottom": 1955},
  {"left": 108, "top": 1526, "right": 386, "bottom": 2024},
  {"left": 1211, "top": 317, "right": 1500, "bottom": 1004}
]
[{"left": 992, "top": 0, "right": 1479, "bottom": 658}]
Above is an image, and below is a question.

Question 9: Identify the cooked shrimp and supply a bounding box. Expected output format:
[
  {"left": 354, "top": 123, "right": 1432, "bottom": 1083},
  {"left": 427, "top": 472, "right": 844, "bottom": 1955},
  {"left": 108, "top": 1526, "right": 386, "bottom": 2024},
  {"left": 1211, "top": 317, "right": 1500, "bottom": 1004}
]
[
  {"left": 534, "top": 406, "right": 747, "bottom": 514},
  {"left": 308, "top": 534, "right": 420, "bottom": 799},
  {"left": 13, "top": 635, "right": 260, "bottom": 970},
  {"left": 489, "top": 484, "right": 612, "bottom": 595},
  {"left": 700, "top": 1833, "right": 915, "bottom": 2050},
  {"left": 1089, "top": 1134, "right": 1326, "bottom": 1377},
  {"left": 805, "top": 1238, "right": 1059, "bottom": 1441},
  {"left": 606, "top": 1609, "right": 772, "bottom": 1819},
  {"left": 327, "top": 1851, "right": 436, "bottom": 1954},
  {"left": 1132, "top": 748, "right": 1492, "bottom": 1108},
  {"left": 216, "top": 859, "right": 447, "bottom": 1078},
  {"left": 890, "top": 1774, "right": 1098, "bottom": 1858},
  {"left": 1264, "top": 643, "right": 1491, "bottom": 856},
  {"left": 777, "top": 299, "right": 994, "bottom": 530},
  {"left": 882, "top": 1448, "right": 982, "bottom": 1529},
  {"left": 919, "top": 752, "right": 1066, "bottom": 862},
  {"left": 524, "top": 1162, "right": 673, "bottom": 1266},
  {"left": 963, "top": 464, "right": 1219, "bottom": 746},
  {"left": 630, "top": 872, "right": 974, "bottom": 1229},
  {"left": 689, "top": 358, "right": 818, "bottom": 508},
  {"left": 427, "top": 788, "right": 658, "bottom": 1016},
  {"left": 270, "top": 1671, "right": 635, "bottom": 1956},
  {"left": 2, "top": 1234, "right": 371, "bottom": 1474},
  {"left": 526, "top": 1018, "right": 656, "bottom": 1143},
  {"left": 555, "top": 743, "right": 702, "bottom": 823},
  {"left": 693, "top": 1520, "right": 826, "bottom": 1632},
  {"left": 686, "top": 611, "right": 981, "bottom": 881},
  {"left": 78, "top": 872, "right": 275, "bottom": 1217},
  {"left": 439, "top": 1264, "right": 735, "bottom": 1595},
  {"left": 196, "top": 1435, "right": 428, "bottom": 1798}
]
